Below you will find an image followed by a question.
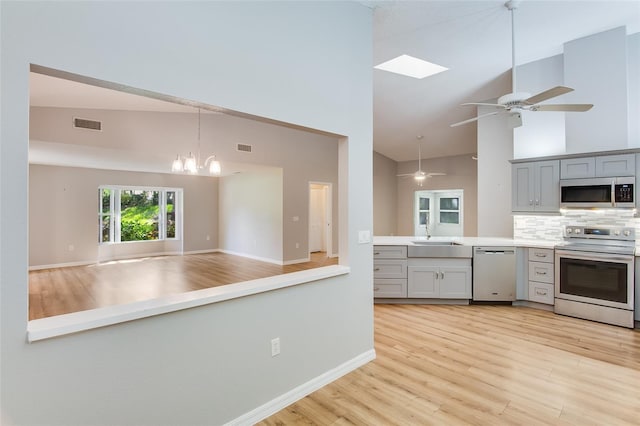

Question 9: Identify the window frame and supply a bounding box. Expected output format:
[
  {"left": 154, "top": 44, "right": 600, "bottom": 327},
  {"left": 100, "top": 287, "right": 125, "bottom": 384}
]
[{"left": 98, "top": 185, "right": 183, "bottom": 244}]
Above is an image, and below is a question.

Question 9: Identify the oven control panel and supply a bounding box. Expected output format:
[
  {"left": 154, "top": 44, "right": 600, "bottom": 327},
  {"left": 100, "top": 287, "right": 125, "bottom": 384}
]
[{"left": 564, "top": 226, "right": 635, "bottom": 241}]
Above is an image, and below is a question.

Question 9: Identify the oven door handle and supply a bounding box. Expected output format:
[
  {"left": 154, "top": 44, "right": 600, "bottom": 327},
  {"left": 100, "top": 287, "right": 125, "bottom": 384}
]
[{"left": 555, "top": 249, "right": 634, "bottom": 263}]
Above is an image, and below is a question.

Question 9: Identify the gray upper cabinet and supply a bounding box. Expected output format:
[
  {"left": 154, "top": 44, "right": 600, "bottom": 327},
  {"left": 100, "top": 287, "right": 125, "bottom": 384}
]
[
  {"left": 596, "top": 154, "right": 635, "bottom": 177},
  {"left": 512, "top": 160, "right": 560, "bottom": 212},
  {"left": 560, "top": 157, "right": 596, "bottom": 179},
  {"left": 560, "top": 154, "right": 635, "bottom": 179}
]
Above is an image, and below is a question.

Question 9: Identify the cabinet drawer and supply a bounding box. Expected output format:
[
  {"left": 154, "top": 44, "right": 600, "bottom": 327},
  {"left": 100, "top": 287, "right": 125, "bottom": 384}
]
[
  {"left": 373, "top": 260, "right": 407, "bottom": 279},
  {"left": 373, "top": 246, "right": 407, "bottom": 259},
  {"left": 528, "top": 248, "right": 554, "bottom": 263},
  {"left": 374, "top": 279, "right": 407, "bottom": 298},
  {"left": 528, "top": 281, "right": 554, "bottom": 305},
  {"left": 528, "top": 261, "right": 554, "bottom": 284}
]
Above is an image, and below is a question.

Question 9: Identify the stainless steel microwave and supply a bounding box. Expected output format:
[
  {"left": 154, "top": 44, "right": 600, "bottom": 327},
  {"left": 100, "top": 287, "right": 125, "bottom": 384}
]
[{"left": 560, "top": 177, "right": 635, "bottom": 208}]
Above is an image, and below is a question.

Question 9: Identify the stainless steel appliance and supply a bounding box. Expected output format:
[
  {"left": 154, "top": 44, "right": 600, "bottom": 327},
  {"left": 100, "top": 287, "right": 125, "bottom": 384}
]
[
  {"left": 555, "top": 225, "right": 635, "bottom": 328},
  {"left": 560, "top": 177, "right": 635, "bottom": 208},
  {"left": 473, "top": 246, "right": 516, "bottom": 301}
]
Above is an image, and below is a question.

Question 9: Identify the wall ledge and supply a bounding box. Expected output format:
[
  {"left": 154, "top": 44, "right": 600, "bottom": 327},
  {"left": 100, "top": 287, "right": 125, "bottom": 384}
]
[{"left": 27, "top": 265, "right": 350, "bottom": 342}]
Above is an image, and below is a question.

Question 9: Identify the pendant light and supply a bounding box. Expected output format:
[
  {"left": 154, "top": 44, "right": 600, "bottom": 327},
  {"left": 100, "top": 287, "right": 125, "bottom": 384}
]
[{"left": 171, "top": 108, "right": 221, "bottom": 176}]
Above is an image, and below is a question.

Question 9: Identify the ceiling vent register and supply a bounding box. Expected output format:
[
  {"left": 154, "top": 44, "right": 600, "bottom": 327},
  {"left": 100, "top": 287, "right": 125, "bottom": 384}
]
[
  {"left": 73, "top": 117, "right": 102, "bottom": 131},
  {"left": 237, "top": 143, "right": 252, "bottom": 153}
]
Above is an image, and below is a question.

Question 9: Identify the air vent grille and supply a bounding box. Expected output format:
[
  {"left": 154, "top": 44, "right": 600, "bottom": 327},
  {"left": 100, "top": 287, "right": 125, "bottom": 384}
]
[
  {"left": 237, "top": 143, "right": 252, "bottom": 153},
  {"left": 73, "top": 117, "right": 102, "bottom": 131}
]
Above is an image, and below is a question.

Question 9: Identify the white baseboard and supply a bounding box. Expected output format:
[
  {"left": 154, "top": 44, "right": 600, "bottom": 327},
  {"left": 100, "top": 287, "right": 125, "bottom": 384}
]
[
  {"left": 282, "top": 257, "right": 310, "bottom": 265},
  {"left": 219, "top": 249, "right": 283, "bottom": 265},
  {"left": 29, "top": 260, "right": 96, "bottom": 271},
  {"left": 183, "top": 249, "right": 221, "bottom": 255},
  {"left": 225, "top": 349, "right": 376, "bottom": 426}
]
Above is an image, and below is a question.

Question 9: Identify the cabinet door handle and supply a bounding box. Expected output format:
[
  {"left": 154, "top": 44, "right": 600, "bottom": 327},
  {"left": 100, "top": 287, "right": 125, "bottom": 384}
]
[
  {"left": 535, "top": 199, "right": 540, "bottom": 205},
  {"left": 536, "top": 271, "right": 547, "bottom": 275},
  {"left": 440, "top": 272, "right": 445, "bottom": 279},
  {"left": 374, "top": 252, "right": 381, "bottom": 255},
  {"left": 536, "top": 289, "right": 547, "bottom": 296},
  {"left": 534, "top": 253, "right": 547, "bottom": 258},
  {"left": 529, "top": 200, "right": 534, "bottom": 205},
  {"left": 374, "top": 287, "right": 380, "bottom": 291},
  {"left": 374, "top": 268, "right": 380, "bottom": 271}
]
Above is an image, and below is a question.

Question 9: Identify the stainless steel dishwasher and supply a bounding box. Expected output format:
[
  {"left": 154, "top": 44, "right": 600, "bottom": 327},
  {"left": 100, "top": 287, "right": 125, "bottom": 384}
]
[{"left": 472, "top": 246, "right": 516, "bottom": 301}]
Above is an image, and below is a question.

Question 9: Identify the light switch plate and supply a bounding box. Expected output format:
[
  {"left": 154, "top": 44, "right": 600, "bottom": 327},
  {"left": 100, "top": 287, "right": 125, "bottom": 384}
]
[{"left": 358, "top": 230, "right": 371, "bottom": 244}]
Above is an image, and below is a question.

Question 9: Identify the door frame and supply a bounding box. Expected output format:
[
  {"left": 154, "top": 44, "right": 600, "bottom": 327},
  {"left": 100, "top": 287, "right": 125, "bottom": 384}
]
[{"left": 308, "top": 181, "right": 332, "bottom": 257}]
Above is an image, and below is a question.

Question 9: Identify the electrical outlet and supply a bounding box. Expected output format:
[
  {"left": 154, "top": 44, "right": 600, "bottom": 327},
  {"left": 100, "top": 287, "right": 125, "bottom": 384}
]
[
  {"left": 206, "top": 235, "right": 210, "bottom": 241},
  {"left": 68, "top": 244, "right": 75, "bottom": 252},
  {"left": 271, "top": 337, "right": 281, "bottom": 357},
  {"left": 295, "top": 243, "right": 300, "bottom": 249}
]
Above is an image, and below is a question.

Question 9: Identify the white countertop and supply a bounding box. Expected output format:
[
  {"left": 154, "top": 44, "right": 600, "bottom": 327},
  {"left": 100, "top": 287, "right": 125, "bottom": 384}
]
[{"left": 373, "top": 236, "right": 558, "bottom": 249}]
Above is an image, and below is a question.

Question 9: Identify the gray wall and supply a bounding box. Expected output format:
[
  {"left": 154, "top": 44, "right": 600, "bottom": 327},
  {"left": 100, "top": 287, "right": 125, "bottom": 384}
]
[
  {"left": 29, "top": 165, "right": 218, "bottom": 267},
  {"left": 395, "top": 154, "right": 478, "bottom": 236},
  {"left": 1, "top": 2, "right": 373, "bottom": 425},
  {"left": 373, "top": 151, "right": 397, "bottom": 236}
]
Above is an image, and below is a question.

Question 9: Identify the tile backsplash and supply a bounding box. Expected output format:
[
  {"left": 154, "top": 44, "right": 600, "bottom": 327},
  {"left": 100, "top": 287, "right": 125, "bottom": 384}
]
[{"left": 513, "top": 210, "right": 640, "bottom": 241}]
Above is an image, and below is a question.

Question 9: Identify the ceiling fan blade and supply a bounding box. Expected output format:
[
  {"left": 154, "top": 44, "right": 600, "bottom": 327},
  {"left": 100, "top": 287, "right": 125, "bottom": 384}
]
[
  {"left": 531, "top": 103, "right": 594, "bottom": 112},
  {"left": 427, "top": 172, "right": 446, "bottom": 177},
  {"left": 396, "top": 173, "right": 414, "bottom": 177},
  {"left": 524, "top": 86, "right": 574, "bottom": 104},
  {"left": 450, "top": 111, "right": 500, "bottom": 127},
  {"left": 461, "top": 102, "right": 503, "bottom": 108}
]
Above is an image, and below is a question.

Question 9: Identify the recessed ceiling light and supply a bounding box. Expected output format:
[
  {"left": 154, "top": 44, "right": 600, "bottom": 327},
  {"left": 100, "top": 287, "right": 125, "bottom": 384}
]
[{"left": 374, "top": 54, "right": 448, "bottom": 79}]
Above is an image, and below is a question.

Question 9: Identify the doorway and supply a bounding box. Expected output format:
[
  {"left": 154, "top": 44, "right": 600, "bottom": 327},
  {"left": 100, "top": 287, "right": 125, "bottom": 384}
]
[{"left": 309, "top": 182, "right": 332, "bottom": 257}]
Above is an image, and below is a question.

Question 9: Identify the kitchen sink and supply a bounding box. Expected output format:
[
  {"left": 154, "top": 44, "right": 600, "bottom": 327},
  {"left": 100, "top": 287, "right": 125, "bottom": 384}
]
[
  {"left": 408, "top": 242, "right": 472, "bottom": 258},
  {"left": 411, "top": 241, "right": 461, "bottom": 246}
]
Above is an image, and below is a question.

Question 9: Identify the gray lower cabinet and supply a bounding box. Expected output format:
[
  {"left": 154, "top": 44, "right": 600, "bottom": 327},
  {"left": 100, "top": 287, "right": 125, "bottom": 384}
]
[
  {"left": 407, "top": 258, "right": 471, "bottom": 299},
  {"left": 373, "top": 246, "right": 407, "bottom": 298},
  {"left": 527, "top": 248, "right": 555, "bottom": 305}
]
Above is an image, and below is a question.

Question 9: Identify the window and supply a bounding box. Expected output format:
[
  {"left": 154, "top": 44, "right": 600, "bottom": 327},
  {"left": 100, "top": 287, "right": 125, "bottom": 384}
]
[
  {"left": 99, "top": 186, "right": 181, "bottom": 243},
  {"left": 414, "top": 189, "right": 463, "bottom": 237}
]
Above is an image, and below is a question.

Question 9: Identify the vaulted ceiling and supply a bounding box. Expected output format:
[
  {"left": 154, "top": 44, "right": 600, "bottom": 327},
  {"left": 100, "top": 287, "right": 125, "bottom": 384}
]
[{"left": 30, "top": 1, "right": 640, "bottom": 163}]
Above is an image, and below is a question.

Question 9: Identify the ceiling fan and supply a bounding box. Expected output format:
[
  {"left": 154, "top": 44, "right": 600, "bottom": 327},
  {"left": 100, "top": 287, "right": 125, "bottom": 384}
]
[
  {"left": 397, "top": 136, "right": 446, "bottom": 186},
  {"left": 450, "top": 0, "right": 593, "bottom": 129}
]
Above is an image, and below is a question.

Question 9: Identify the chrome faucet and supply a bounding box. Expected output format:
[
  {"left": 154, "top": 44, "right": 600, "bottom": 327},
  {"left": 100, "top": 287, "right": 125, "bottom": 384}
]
[{"left": 425, "top": 214, "right": 431, "bottom": 239}]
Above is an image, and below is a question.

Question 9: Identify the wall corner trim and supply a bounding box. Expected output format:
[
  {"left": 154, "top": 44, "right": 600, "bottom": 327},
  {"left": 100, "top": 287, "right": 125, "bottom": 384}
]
[{"left": 225, "top": 349, "right": 376, "bottom": 425}]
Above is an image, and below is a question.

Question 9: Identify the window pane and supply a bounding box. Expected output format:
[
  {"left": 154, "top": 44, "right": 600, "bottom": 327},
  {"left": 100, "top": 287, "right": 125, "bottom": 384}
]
[
  {"left": 120, "top": 190, "right": 160, "bottom": 242},
  {"left": 440, "top": 197, "right": 459, "bottom": 210},
  {"left": 166, "top": 191, "right": 176, "bottom": 239},
  {"left": 100, "top": 215, "right": 111, "bottom": 243},
  {"left": 419, "top": 211, "right": 429, "bottom": 225},
  {"left": 419, "top": 197, "right": 429, "bottom": 211},
  {"left": 440, "top": 212, "right": 459, "bottom": 224},
  {"left": 101, "top": 188, "right": 111, "bottom": 213}
]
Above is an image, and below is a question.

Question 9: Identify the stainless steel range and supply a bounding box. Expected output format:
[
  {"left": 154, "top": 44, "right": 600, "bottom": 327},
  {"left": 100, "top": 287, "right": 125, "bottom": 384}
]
[{"left": 555, "top": 225, "right": 636, "bottom": 328}]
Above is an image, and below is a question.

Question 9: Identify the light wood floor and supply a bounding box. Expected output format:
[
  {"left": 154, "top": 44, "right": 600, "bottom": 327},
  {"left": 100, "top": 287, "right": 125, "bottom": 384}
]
[
  {"left": 260, "top": 304, "right": 640, "bottom": 426},
  {"left": 29, "top": 251, "right": 337, "bottom": 320}
]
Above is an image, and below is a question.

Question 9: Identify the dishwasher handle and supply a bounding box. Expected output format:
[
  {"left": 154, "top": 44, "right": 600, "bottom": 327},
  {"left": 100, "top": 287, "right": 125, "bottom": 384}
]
[{"left": 474, "top": 247, "right": 515, "bottom": 256}]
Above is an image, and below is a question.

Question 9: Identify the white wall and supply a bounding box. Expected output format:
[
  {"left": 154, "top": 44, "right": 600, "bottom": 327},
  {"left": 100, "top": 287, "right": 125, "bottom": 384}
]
[
  {"left": 1, "top": 2, "right": 373, "bottom": 425},
  {"left": 373, "top": 151, "right": 397, "bottom": 236},
  {"left": 218, "top": 169, "right": 283, "bottom": 263},
  {"left": 477, "top": 109, "right": 514, "bottom": 238},
  {"left": 564, "top": 27, "right": 629, "bottom": 153}
]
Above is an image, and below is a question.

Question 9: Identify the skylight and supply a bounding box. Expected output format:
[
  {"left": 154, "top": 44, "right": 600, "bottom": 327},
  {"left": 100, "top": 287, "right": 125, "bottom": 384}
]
[{"left": 374, "top": 54, "right": 448, "bottom": 79}]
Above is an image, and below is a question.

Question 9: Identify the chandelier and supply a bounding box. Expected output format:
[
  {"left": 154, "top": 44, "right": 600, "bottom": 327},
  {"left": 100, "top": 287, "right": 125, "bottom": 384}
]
[{"left": 171, "top": 108, "right": 221, "bottom": 175}]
